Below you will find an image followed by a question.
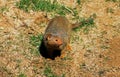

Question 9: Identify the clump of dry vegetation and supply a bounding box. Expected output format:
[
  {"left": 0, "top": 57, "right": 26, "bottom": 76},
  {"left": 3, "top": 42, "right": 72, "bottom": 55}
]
[{"left": 0, "top": 0, "right": 120, "bottom": 77}]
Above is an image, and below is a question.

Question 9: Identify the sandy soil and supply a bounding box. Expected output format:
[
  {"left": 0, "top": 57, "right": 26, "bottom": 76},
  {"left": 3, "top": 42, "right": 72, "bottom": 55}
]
[{"left": 0, "top": 0, "right": 120, "bottom": 77}]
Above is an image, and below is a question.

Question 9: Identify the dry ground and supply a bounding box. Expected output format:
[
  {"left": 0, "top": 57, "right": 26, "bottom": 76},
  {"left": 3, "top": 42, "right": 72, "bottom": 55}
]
[{"left": 0, "top": 0, "right": 120, "bottom": 77}]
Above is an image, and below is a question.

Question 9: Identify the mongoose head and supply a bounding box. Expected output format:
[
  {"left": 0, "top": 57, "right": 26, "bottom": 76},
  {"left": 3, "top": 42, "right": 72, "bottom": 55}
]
[{"left": 44, "top": 34, "right": 63, "bottom": 48}]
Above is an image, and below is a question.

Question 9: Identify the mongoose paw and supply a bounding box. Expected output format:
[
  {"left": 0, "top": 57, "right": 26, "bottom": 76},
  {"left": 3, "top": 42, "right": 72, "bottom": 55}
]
[
  {"left": 66, "top": 45, "right": 72, "bottom": 51},
  {"left": 60, "top": 52, "right": 65, "bottom": 59}
]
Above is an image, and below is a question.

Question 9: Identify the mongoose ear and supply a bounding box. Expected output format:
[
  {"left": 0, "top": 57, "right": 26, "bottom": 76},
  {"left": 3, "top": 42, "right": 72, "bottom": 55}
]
[{"left": 46, "top": 34, "right": 52, "bottom": 40}]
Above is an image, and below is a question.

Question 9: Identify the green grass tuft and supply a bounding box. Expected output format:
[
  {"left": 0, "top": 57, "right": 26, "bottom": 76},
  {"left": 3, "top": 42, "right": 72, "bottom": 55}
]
[
  {"left": 0, "top": 6, "right": 8, "bottom": 13},
  {"left": 77, "top": 0, "right": 81, "bottom": 4},
  {"left": 16, "top": 0, "right": 77, "bottom": 15},
  {"left": 44, "top": 66, "right": 57, "bottom": 77},
  {"left": 18, "top": 73, "right": 27, "bottom": 77},
  {"left": 29, "top": 34, "right": 43, "bottom": 56},
  {"left": 105, "top": 0, "right": 120, "bottom": 2},
  {"left": 29, "top": 34, "right": 43, "bottom": 47},
  {"left": 73, "top": 14, "right": 96, "bottom": 33},
  {"left": 106, "top": 8, "right": 114, "bottom": 13}
]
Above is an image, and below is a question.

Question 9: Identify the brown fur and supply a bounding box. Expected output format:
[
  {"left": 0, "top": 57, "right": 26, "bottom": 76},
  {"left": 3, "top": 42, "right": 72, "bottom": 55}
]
[{"left": 41, "top": 16, "right": 82, "bottom": 59}]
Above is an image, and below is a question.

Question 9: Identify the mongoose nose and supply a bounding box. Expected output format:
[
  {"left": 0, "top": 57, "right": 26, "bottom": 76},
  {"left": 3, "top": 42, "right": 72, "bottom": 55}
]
[{"left": 55, "top": 39, "right": 63, "bottom": 45}]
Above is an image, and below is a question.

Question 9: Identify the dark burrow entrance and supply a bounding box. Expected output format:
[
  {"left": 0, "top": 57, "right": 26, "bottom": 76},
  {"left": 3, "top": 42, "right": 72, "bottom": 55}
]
[{"left": 39, "top": 41, "right": 61, "bottom": 60}]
